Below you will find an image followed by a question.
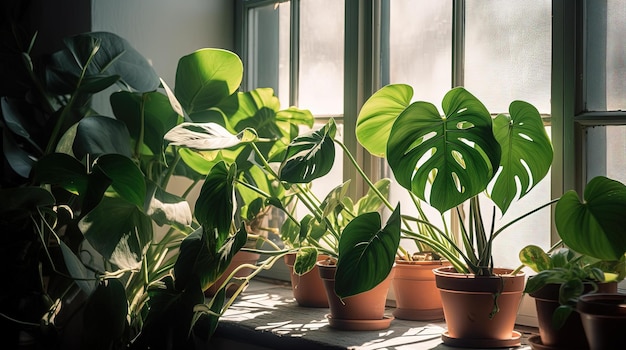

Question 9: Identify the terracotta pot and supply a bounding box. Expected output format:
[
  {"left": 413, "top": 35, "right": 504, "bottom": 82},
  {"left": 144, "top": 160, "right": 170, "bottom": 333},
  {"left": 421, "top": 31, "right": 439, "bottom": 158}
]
[
  {"left": 204, "top": 251, "right": 260, "bottom": 297},
  {"left": 317, "top": 261, "right": 394, "bottom": 330},
  {"left": 434, "top": 267, "right": 525, "bottom": 348},
  {"left": 576, "top": 293, "right": 626, "bottom": 350},
  {"left": 530, "top": 282, "right": 617, "bottom": 349},
  {"left": 392, "top": 259, "right": 449, "bottom": 321},
  {"left": 284, "top": 253, "right": 329, "bottom": 307}
]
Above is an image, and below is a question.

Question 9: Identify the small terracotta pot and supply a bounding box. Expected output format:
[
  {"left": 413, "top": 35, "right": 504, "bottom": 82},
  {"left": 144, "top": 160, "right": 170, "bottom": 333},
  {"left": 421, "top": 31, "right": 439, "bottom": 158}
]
[
  {"left": 317, "top": 261, "right": 394, "bottom": 330},
  {"left": 577, "top": 293, "right": 626, "bottom": 350},
  {"left": 392, "top": 259, "right": 449, "bottom": 321},
  {"left": 530, "top": 282, "right": 617, "bottom": 349},
  {"left": 284, "top": 253, "right": 329, "bottom": 307},
  {"left": 204, "top": 250, "right": 260, "bottom": 297},
  {"left": 434, "top": 267, "right": 525, "bottom": 346}
]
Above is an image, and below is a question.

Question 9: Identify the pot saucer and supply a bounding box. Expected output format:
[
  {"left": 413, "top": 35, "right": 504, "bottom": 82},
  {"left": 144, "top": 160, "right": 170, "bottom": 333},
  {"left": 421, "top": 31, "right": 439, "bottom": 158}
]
[
  {"left": 325, "top": 314, "right": 394, "bottom": 331},
  {"left": 527, "top": 335, "right": 568, "bottom": 350},
  {"left": 441, "top": 330, "right": 521, "bottom": 348}
]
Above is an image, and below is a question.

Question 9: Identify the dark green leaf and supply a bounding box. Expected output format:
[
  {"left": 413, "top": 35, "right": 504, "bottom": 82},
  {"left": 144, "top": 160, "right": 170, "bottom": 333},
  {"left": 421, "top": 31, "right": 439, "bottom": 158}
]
[
  {"left": 552, "top": 305, "right": 573, "bottom": 330},
  {"left": 33, "top": 153, "right": 87, "bottom": 194},
  {"left": 73, "top": 116, "right": 132, "bottom": 159},
  {"left": 279, "top": 120, "right": 336, "bottom": 183},
  {"left": 82, "top": 279, "right": 128, "bottom": 348},
  {"left": 78, "top": 74, "right": 120, "bottom": 93},
  {"left": 335, "top": 205, "right": 401, "bottom": 298},
  {"left": 387, "top": 87, "right": 501, "bottom": 213},
  {"left": 79, "top": 196, "right": 153, "bottom": 269},
  {"left": 94, "top": 154, "right": 146, "bottom": 208},
  {"left": 111, "top": 91, "right": 181, "bottom": 157},
  {"left": 195, "top": 161, "right": 236, "bottom": 235},
  {"left": 490, "top": 101, "right": 552, "bottom": 214}
]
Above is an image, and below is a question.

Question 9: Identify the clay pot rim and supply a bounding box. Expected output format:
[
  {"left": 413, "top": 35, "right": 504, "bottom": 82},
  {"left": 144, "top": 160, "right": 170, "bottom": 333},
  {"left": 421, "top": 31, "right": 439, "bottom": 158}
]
[
  {"left": 433, "top": 266, "right": 525, "bottom": 293},
  {"left": 577, "top": 292, "right": 626, "bottom": 316},
  {"left": 433, "top": 266, "right": 524, "bottom": 278},
  {"left": 395, "top": 259, "right": 449, "bottom": 266}
]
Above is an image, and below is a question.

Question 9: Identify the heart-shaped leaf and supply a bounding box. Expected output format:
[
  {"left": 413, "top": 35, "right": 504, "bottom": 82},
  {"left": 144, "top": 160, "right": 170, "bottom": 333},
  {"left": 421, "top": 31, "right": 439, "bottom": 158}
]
[
  {"left": 519, "top": 245, "right": 553, "bottom": 273},
  {"left": 175, "top": 48, "right": 243, "bottom": 114},
  {"left": 335, "top": 205, "right": 401, "bottom": 298},
  {"left": 357, "top": 84, "right": 413, "bottom": 157},
  {"left": 73, "top": 116, "right": 133, "bottom": 159},
  {"left": 195, "top": 161, "right": 236, "bottom": 237},
  {"left": 556, "top": 176, "right": 626, "bottom": 261}
]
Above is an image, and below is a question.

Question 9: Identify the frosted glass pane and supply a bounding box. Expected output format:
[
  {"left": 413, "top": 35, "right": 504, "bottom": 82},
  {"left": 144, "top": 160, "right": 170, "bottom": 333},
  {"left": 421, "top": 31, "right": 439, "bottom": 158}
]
[
  {"left": 299, "top": 0, "right": 344, "bottom": 115},
  {"left": 585, "top": 0, "right": 626, "bottom": 111},
  {"left": 389, "top": 0, "right": 452, "bottom": 103},
  {"left": 247, "top": 3, "right": 290, "bottom": 109},
  {"left": 586, "top": 126, "right": 626, "bottom": 184},
  {"left": 465, "top": 0, "right": 551, "bottom": 114}
]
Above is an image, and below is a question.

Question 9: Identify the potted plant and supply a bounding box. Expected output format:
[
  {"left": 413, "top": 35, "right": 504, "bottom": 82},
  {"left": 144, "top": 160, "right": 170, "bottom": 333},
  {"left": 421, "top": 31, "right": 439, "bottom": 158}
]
[
  {"left": 356, "top": 84, "right": 554, "bottom": 347},
  {"left": 0, "top": 29, "right": 309, "bottom": 349},
  {"left": 554, "top": 176, "right": 626, "bottom": 350},
  {"left": 165, "top": 117, "right": 402, "bottom": 330},
  {"left": 518, "top": 244, "right": 623, "bottom": 349}
]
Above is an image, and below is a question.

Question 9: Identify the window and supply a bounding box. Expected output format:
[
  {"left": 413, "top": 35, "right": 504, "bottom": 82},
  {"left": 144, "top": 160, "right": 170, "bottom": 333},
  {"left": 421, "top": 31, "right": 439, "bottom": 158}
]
[{"left": 238, "top": 0, "right": 626, "bottom": 309}]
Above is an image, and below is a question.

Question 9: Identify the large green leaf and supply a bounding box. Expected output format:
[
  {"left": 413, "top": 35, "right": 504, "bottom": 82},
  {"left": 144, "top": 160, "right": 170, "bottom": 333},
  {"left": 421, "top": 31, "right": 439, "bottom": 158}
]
[
  {"left": 73, "top": 116, "right": 133, "bottom": 159},
  {"left": 556, "top": 176, "right": 626, "bottom": 261},
  {"left": 46, "top": 31, "right": 159, "bottom": 94},
  {"left": 33, "top": 153, "right": 87, "bottom": 194},
  {"left": 278, "top": 120, "right": 337, "bottom": 183},
  {"left": 79, "top": 196, "right": 153, "bottom": 270},
  {"left": 111, "top": 91, "right": 181, "bottom": 157},
  {"left": 387, "top": 87, "right": 501, "bottom": 213},
  {"left": 195, "top": 161, "right": 236, "bottom": 237},
  {"left": 59, "top": 241, "right": 96, "bottom": 295},
  {"left": 490, "top": 100, "right": 552, "bottom": 214},
  {"left": 93, "top": 154, "right": 146, "bottom": 208},
  {"left": 357, "top": 84, "right": 414, "bottom": 157},
  {"left": 335, "top": 205, "right": 401, "bottom": 298},
  {"left": 175, "top": 48, "right": 243, "bottom": 114},
  {"left": 81, "top": 279, "right": 128, "bottom": 349}
]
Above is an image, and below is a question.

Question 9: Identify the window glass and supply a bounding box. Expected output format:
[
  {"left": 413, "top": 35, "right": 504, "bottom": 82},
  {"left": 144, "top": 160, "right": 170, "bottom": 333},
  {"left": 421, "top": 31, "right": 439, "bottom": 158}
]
[
  {"left": 299, "top": 0, "right": 344, "bottom": 116},
  {"left": 389, "top": 0, "right": 452, "bottom": 102},
  {"left": 585, "top": 0, "right": 626, "bottom": 111},
  {"left": 586, "top": 125, "right": 626, "bottom": 184},
  {"left": 465, "top": 0, "right": 551, "bottom": 114}
]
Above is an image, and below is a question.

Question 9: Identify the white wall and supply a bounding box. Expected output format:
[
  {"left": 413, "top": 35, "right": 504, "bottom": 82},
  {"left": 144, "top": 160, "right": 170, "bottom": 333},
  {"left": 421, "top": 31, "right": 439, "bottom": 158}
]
[{"left": 92, "top": 0, "right": 234, "bottom": 87}]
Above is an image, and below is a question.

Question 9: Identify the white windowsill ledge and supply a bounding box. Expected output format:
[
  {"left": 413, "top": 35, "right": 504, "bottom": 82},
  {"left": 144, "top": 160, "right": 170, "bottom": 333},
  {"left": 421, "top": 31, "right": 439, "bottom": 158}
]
[{"left": 210, "top": 279, "right": 536, "bottom": 350}]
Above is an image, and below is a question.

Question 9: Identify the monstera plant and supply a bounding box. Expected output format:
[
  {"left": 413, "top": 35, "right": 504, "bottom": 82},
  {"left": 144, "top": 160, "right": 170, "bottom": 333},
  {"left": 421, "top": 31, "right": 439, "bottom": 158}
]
[{"left": 356, "top": 84, "right": 555, "bottom": 276}]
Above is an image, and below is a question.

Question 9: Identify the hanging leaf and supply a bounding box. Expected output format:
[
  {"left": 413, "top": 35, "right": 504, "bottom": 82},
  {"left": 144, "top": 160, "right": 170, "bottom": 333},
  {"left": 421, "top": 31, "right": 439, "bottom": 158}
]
[
  {"left": 335, "top": 205, "right": 401, "bottom": 298},
  {"left": 195, "top": 161, "right": 237, "bottom": 237},
  {"left": 278, "top": 119, "right": 336, "bottom": 183}
]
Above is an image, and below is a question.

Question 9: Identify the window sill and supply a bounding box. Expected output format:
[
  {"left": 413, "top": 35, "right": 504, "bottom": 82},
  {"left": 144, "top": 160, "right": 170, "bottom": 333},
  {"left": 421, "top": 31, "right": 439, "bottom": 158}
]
[{"left": 211, "top": 279, "right": 537, "bottom": 350}]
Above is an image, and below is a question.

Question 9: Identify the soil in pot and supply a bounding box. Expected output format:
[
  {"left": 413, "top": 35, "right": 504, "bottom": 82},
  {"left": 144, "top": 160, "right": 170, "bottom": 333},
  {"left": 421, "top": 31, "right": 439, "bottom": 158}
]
[
  {"left": 284, "top": 253, "right": 329, "bottom": 308},
  {"left": 317, "top": 260, "right": 394, "bottom": 331},
  {"left": 392, "top": 259, "right": 449, "bottom": 321},
  {"left": 577, "top": 293, "right": 626, "bottom": 350},
  {"left": 204, "top": 251, "right": 260, "bottom": 297},
  {"left": 434, "top": 266, "right": 525, "bottom": 348},
  {"left": 530, "top": 282, "right": 617, "bottom": 350}
]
